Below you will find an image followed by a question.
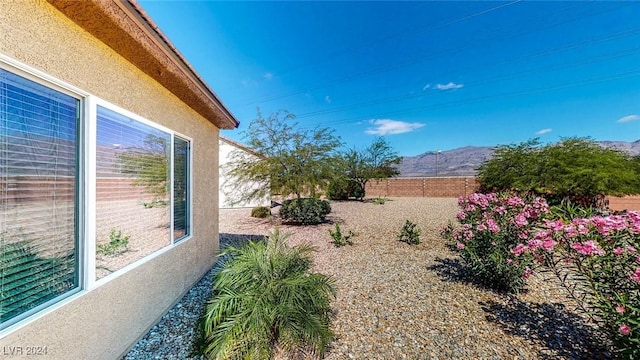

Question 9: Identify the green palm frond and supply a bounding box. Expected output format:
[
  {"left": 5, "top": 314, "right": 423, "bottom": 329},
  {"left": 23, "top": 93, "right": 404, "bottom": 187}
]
[{"left": 195, "top": 228, "right": 335, "bottom": 359}]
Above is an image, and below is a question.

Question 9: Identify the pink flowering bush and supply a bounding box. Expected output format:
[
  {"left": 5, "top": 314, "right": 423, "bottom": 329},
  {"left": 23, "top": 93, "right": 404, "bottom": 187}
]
[
  {"left": 527, "top": 211, "right": 640, "bottom": 358},
  {"left": 441, "top": 192, "right": 550, "bottom": 293}
]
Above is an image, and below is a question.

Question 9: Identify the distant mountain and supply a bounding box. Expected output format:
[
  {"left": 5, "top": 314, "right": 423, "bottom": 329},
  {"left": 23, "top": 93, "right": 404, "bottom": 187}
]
[
  {"left": 397, "top": 140, "right": 640, "bottom": 177},
  {"left": 599, "top": 140, "right": 640, "bottom": 156}
]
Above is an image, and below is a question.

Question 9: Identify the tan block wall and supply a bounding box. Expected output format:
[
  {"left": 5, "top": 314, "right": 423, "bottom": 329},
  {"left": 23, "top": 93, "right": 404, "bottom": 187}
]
[
  {"left": 0, "top": 1, "right": 221, "bottom": 359},
  {"left": 607, "top": 195, "right": 640, "bottom": 211},
  {"left": 366, "top": 177, "right": 479, "bottom": 198}
]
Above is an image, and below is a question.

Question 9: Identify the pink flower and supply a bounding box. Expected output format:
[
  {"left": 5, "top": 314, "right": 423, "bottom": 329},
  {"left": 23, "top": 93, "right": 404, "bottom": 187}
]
[
  {"left": 494, "top": 206, "right": 507, "bottom": 215},
  {"left": 615, "top": 304, "right": 626, "bottom": 314},
  {"left": 541, "top": 238, "right": 557, "bottom": 251},
  {"left": 523, "top": 266, "right": 533, "bottom": 278},
  {"left": 613, "top": 247, "right": 624, "bottom": 255},
  {"left": 456, "top": 211, "right": 467, "bottom": 220},
  {"left": 511, "top": 243, "right": 529, "bottom": 256},
  {"left": 630, "top": 269, "right": 640, "bottom": 283},
  {"left": 486, "top": 219, "right": 500, "bottom": 233},
  {"left": 514, "top": 213, "right": 528, "bottom": 227},
  {"left": 637, "top": 256, "right": 640, "bottom": 264},
  {"left": 518, "top": 231, "right": 529, "bottom": 240},
  {"left": 456, "top": 242, "right": 465, "bottom": 250},
  {"left": 572, "top": 241, "right": 604, "bottom": 256},
  {"left": 627, "top": 246, "right": 637, "bottom": 253},
  {"left": 476, "top": 224, "right": 488, "bottom": 232},
  {"left": 544, "top": 219, "right": 564, "bottom": 232},
  {"left": 619, "top": 324, "right": 631, "bottom": 336}
]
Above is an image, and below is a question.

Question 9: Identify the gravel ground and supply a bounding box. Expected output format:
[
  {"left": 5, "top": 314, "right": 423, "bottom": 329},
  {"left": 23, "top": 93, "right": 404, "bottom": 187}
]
[{"left": 123, "top": 197, "right": 609, "bottom": 359}]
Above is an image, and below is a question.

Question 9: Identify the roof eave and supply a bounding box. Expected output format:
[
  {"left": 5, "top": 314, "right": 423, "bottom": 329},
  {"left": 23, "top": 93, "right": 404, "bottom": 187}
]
[{"left": 47, "top": 0, "right": 240, "bottom": 130}]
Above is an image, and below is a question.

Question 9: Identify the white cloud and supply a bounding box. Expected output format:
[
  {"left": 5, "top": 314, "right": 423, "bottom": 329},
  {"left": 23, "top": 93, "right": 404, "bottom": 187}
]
[
  {"left": 263, "top": 72, "right": 273, "bottom": 80},
  {"left": 241, "top": 78, "right": 258, "bottom": 87},
  {"left": 324, "top": 95, "right": 332, "bottom": 104},
  {"left": 617, "top": 114, "right": 639, "bottom": 123},
  {"left": 365, "top": 119, "right": 425, "bottom": 136},
  {"left": 435, "top": 82, "right": 464, "bottom": 90},
  {"left": 536, "top": 128, "right": 552, "bottom": 135},
  {"left": 422, "top": 84, "right": 431, "bottom": 91}
]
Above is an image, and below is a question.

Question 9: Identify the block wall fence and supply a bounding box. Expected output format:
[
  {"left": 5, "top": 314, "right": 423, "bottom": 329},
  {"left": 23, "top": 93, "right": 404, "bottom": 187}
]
[{"left": 365, "top": 177, "right": 640, "bottom": 211}]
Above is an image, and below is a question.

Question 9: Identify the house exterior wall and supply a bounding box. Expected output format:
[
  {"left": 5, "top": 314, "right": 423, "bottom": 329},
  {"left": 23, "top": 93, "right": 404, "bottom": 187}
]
[
  {"left": 0, "top": 1, "right": 221, "bottom": 359},
  {"left": 219, "top": 140, "right": 270, "bottom": 208}
]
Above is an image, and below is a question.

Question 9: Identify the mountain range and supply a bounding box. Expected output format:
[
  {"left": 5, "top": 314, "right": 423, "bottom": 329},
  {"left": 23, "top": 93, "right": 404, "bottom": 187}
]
[{"left": 397, "top": 140, "right": 640, "bottom": 177}]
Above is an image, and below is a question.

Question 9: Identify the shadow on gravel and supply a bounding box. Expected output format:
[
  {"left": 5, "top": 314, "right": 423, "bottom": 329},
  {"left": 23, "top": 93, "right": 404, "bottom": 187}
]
[
  {"left": 427, "top": 257, "right": 471, "bottom": 283},
  {"left": 480, "top": 298, "right": 610, "bottom": 359}
]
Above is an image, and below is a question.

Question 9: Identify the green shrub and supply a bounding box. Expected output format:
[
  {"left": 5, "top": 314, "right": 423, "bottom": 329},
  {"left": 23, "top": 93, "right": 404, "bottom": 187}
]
[
  {"left": 328, "top": 223, "right": 355, "bottom": 247},
  {"left": 194, "top": 228, "right": 335, "bottom": 359},
  {"left": 141, "top": 198, "right": 168, "bottom": 208},
  {"left": 97, "top": 228, "right": 130, "bottom": 256},
  {"left": 279, "top": 198, "right": 331, "bottom": 225},
  {"left": 373, "top": 197, "right": 388, "bottom": 205},
  {"left": 398, "top": 220, "right": 420, "bottom": 245},
  {"left": 250, "top": 206, "right": 271, "bottom": 218},
  {"left": 327, "top": 179, "right": 363, "bottom": 200},
  {"left": 0, "top": 242, "right": 75, "bottom": 323}
]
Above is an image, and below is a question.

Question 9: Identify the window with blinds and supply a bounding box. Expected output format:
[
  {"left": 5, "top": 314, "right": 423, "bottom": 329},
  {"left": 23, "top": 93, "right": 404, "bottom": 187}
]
[
  {"left": 95, "top": 106, "right": 172, "bottom": 279},
  {"left": 0, "top": 68, "right": 79, "bottom": 329},
  {"left": 0, "top": 60, "right": 194, "bottom": 330},
  {"left": 173, "top": 137, "right": 189, "bottom": 241}
]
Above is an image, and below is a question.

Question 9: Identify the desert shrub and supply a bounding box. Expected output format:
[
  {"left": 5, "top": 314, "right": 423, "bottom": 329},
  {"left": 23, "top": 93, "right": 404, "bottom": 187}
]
[
  {"left": 329, "top": 223, "right": 355, "bottom": 247},
  {"left": 97, "top": 228, "right": 130, "bottom": 256},
  {"left": 527, "top": 212, "right": 640, "bottom": 358},
  {"left": 398, "top": 220, "right": 420, "bottom": 245},
  {"left": 441, "top": 192, "right": 550, "bottom": 293},
  {"left": 326, "top": 178, "right": 363, "bottom": 200},
  {"left": 0, "top": 242, "right": 75, "bottom": 323},
  {"left": 373, "top": 197, "right": 388, "bottom": 205},
  {"left": 279, "top": 198, "right": 331, "bottom": 225},
  {"left": 194, "top": 228, "right": 335, "bottom": 359},
  {"left": 250, "top": 206, "right": 271, "bottom": 218},
  {"left": 141, "top": 198, "right": 168, "bottom": 208}
]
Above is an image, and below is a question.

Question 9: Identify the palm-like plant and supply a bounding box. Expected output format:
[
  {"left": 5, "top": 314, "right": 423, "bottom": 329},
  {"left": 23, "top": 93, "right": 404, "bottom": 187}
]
[{"left": 195, "top": 228, "right": 335, "bottom": 359}]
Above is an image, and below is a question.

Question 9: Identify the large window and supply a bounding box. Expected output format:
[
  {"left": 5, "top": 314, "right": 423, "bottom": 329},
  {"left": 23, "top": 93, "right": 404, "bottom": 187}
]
[
  {"left": 0, "top": 63, "right": 193, "bottom": 329},
  {"left": 0, "top": 69, "right": 79, "bottom": 329},
  {"left": 95, "top": 106, "right": 172, "bottom": 279}
]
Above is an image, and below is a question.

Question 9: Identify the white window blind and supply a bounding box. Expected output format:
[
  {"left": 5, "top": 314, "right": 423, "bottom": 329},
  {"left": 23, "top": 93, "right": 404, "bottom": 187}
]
[
  {"left": 0, "top": 68, "right": 79, "bottom": 329},
  {"left": 95, "top": 106, "right": 171, "bottom": 279}
]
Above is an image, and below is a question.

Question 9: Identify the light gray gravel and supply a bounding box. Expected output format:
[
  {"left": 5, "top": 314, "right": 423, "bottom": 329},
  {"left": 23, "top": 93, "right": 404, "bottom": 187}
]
[{"left": 123, "top": 197, "right": 609, "bottom": 359}]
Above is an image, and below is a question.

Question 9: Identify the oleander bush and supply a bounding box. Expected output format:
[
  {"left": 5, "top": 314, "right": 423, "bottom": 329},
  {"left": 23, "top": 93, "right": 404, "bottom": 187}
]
[
  {"left": 279, "top": 198, "right": 331, "bottom": 225},
  {"left": 194, "top": 229, "right": 335, "bottom": 359},
  {"left": 526, "top": 212, "right": 640, "bottom": 359},
  {"left": 441, "top": 192, "right": 550, "bottom": 293}
]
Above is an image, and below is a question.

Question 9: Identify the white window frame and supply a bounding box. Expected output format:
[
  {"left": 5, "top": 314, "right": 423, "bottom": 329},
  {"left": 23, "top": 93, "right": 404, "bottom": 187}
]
[{"left": 0, "top": 54, "right": 195, "bottom": 335}]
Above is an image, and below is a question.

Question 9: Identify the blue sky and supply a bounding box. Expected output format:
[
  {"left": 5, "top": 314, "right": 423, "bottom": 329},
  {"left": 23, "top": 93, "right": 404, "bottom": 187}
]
[{"left": 138, "top": 1, "right": 640, "bottom": 156}]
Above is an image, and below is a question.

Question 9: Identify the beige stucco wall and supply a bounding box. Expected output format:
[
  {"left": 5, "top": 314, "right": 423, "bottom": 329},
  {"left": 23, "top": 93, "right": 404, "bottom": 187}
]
[{"left": 0, "top": 1, "right": 221, "bottom": 359}]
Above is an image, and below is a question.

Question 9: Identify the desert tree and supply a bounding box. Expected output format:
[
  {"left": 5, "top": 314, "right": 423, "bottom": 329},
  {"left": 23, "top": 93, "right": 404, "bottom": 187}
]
[
  {"left": 222, "top": 110, "right": 341, "bottom": 205},
  {"left": 478, "top": 137, "right": 640, "bottom": 207},
  {"left": 329, "top": 137, "right": 401, "bottom": 200}
]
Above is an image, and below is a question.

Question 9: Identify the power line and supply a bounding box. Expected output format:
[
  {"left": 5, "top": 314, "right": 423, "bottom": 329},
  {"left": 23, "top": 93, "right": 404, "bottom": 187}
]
[
  {"left": 237, "top": 1, "right": 626, "bottom": 107},
  {"left": 293, "top": 41, "right": 640, "bottom": 119},
  {"left": 264, "top": 1, "right": 523, "bottom": 82},
  {"left": 300, "top": 68, "right": 640, "bottom": 129}
]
